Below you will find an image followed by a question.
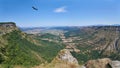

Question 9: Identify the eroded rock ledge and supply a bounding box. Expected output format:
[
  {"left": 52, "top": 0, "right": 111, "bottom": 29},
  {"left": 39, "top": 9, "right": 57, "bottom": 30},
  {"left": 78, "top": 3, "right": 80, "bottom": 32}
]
[{"left": 84, "top": 58, "right": 120, "bottom": 68}]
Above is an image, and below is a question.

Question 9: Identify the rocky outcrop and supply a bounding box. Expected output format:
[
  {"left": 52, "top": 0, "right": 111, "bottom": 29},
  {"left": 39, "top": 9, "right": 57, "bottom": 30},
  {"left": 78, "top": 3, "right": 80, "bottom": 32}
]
[
  {"left": 0, "top": 22, "right": 16, "bottom": 27},
  {"left": 84, "top": 58, "right": 120, "bottom": 68},
  {"left": 109, "top": 61, "right": 120, "bottom": 68},
  {"left": 85, "top": 58, "right": 112, "bottom": 68},
  {"left": 54, "top": 49, "right": 78, "bottom": 64},
  {"left": 51, "top": 49, "right": 79, "bottom": 68},
  {"left": 0, "top": 22, "right": 18, "bottom": 35}
]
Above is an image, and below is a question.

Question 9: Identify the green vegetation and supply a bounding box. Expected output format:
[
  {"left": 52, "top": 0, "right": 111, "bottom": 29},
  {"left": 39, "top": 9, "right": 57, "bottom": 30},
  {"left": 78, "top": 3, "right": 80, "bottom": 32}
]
[
  {"left": 0, "top": 30, "right": 65, "bottom": 67},
  {"left": 39, "top": 33, "right": 62, "bottom": 41},
  {"left": 0, "top": 30, "right": 40, "bottom": 67},
  {"left": 1, "top": 24, "right": 120, "bottom": 67},
  {"left": 64, "top": 26, "right": 120, "bottom": 64},
  {"left": 71, "top": 52, "right": 90, "bottom": 64},
  {"left": 35, "top": 40, "right": 65, "bottom": 62},
  {"left": 35, "top": 33, "right": 65, "bottom": 62},
  {"left": 71, "top": 49, "right": 100, "bottom": 64}
]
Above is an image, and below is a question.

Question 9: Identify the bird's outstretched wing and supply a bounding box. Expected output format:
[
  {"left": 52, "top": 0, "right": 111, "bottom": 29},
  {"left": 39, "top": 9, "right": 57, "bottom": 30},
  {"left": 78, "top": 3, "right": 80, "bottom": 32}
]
[{"left": 32, "top": 6, "right": 38, "bottom": 10}]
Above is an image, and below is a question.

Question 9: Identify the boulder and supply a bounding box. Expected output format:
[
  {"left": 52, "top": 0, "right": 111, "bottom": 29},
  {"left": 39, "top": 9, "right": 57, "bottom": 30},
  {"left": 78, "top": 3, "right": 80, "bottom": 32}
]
[
  {"left": 85, "top": 58, "right": 112, "bottom": 68},
  {"left": 109, "top": 61, "right": 120, "bottom": 68},
  {"left": 55, "top": 49, "right": 78, "bottom": 64}
]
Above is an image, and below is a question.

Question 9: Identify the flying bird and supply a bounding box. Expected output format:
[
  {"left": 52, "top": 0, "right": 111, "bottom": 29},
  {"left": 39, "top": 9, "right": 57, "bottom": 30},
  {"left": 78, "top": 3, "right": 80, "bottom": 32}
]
[{"left": 32, "top": 6, "right": 38, "bottom": 10}]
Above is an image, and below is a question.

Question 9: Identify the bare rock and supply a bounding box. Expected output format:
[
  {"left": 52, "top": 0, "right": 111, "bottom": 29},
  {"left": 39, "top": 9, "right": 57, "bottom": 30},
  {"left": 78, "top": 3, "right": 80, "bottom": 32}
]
[
  {"left": 55, "top": 49, "right": 78, "bottom": 64},
  {"left": 0, "top": 22, "right": 18, "bottom": 35},
  {"left": 109, "top": 61, "right": 120, "bottom": 68},
  {"left": 85, "top": 58, "right": 112, "bottom": 68}
]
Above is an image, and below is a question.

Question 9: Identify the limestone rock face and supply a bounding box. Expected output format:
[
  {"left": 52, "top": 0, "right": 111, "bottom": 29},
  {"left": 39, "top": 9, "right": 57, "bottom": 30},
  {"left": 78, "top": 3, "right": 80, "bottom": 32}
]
[
  {"left": 0, "top": 22, "right": 18, "bottom": 35},
  {"left": 0, "top": 22, "right": 16, "bottom": 27},
  {"left": 109, "top": 61, "right": 120, "bottom": 68},
  {"left": 54, "top": 49, "right": 78, "bottom": 64},
  {"left": 85, "top": 58, "right": 112, "bottom": 68}
]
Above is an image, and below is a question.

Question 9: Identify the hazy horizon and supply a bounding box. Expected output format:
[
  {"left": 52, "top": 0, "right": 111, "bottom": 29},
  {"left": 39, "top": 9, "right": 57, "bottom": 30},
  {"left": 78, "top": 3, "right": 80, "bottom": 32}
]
[{"left": 0, "top": 0, "right": 120, "bottom": 27}]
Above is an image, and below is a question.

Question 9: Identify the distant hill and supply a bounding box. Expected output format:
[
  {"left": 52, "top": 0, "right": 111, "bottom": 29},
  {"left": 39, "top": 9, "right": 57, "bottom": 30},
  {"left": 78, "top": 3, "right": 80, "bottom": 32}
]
[
  {"left": 21, "top": 25, "right": 120, "bottom": 64},
  {"left": 63, "top": 26, "right": 120, "bottom": 64}
]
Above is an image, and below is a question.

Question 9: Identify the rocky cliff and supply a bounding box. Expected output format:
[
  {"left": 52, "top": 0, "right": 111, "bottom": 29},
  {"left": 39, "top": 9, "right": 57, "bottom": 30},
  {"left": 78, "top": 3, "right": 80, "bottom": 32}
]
[
  {"left": 85, "top": 58, "right": 120, "bottom": 68},
  {"left": 53, "top": 49, "right": 78, "bottom": 64},
  {"left": 0, "top": 22, "right": 18, "bottom": 35},
  {"left": 0, "top": 22, "right": 65, "bottom": 68},
  {"left": 51, "top": 49, "right": 80, "bottom": 68}
]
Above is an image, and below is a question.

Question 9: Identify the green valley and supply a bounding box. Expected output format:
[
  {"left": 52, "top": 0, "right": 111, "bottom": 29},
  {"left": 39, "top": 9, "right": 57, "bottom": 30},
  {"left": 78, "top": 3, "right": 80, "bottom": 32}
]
[{"left": 0, "top": 22, "right": 120, "bottom": 68}]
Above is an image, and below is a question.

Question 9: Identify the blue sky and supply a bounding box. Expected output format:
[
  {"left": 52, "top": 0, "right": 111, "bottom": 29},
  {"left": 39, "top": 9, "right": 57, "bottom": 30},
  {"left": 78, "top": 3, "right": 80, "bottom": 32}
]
[{"left": 0, "top": 0, "right": 120, "bottom": 27}]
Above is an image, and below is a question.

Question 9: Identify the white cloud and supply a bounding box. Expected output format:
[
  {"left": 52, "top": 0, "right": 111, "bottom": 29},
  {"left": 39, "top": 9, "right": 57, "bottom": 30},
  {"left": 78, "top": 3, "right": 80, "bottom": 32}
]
[{"left": 54, "top": 6, "right": 67, "bottom": 13}]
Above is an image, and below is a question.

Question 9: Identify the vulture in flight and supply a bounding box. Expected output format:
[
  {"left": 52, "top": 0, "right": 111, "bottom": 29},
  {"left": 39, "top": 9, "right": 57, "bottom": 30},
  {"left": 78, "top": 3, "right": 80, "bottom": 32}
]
[{"left": 32, "top": 6, "right": 38, "bottom": 10}]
